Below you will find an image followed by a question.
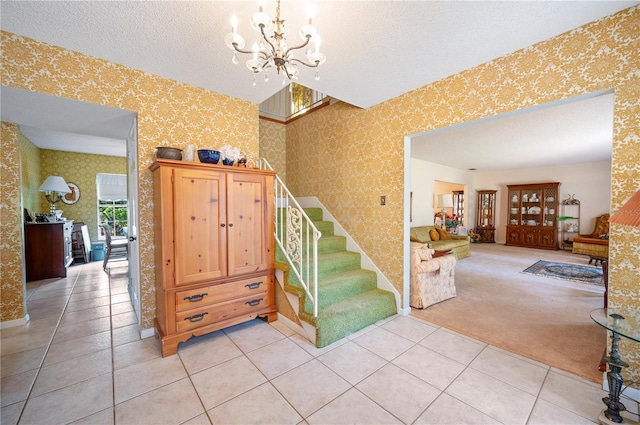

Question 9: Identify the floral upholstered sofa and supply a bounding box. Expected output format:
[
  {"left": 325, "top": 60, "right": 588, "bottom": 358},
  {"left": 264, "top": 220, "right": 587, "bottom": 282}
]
[
  {"left": 410, "top": 243, "right": 457, "bottom": 309},
  {"left": 410, "top": 226, "right": 470, "bottom": 259}
]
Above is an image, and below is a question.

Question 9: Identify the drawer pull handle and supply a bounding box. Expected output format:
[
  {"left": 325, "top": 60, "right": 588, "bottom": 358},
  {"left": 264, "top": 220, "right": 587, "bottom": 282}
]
[
  {"left": 244, "top": 282, "right": 263, "bottom": 290},
  {"left": 183, "top": 293, "right": 208, "bottom": 302},
  {"left": 185, "top": 312, "right": 208, "bottom": 322},
  {"left": 245, "top": 298, "right": 263, "bottom": 307}
]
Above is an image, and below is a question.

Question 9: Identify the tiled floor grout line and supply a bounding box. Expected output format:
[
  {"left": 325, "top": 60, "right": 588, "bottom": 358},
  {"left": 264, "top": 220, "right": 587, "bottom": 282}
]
[
  {"left": 16, "top": 269, "right": 82, "bottom": 424},
  {"left": 524, "top": 367, "right": 553, "bottom": 425},
  {"left": 106, "top": 266, "right": 117, "bottom": 425},
  {"left": 425, "top": 340, "right": 490, "bottom": 424},
  {"left": 349, "top": 334, "right": 423, "bottom": 425}
]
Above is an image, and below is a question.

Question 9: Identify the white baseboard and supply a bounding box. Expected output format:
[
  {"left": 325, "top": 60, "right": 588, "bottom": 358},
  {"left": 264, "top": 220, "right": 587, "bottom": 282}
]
[
  {"left": 0, "top": 314, "right": 29, "bottom": 329},
  {"left": 140, "top": 327, "right": 155, "bottom": 339}
]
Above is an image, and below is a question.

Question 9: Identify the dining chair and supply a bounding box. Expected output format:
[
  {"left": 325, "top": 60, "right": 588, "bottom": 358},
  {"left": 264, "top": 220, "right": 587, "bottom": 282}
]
[{"left": 100, "top": 224, "right": 128, "bottom": 271}]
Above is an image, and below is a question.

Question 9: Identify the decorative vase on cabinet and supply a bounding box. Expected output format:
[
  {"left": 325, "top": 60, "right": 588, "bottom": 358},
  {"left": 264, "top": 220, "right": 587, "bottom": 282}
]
[
  {"left": 150, "top": 158, "right": 278, "bottom": 356},
  {"left": 475, "top": 190, "right": 497, "bottom": 243}
]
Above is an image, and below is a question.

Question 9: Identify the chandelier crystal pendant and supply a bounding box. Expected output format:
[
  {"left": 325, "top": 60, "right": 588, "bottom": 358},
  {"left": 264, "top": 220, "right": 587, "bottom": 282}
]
[{"left": 224, "top": 0, "right": 326, "bottom": 85}]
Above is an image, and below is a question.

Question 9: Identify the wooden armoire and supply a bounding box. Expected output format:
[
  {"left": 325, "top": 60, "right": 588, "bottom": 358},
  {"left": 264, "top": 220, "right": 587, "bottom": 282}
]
[{"left": 150, "top": 159, "right": 277, "bottom": 356}]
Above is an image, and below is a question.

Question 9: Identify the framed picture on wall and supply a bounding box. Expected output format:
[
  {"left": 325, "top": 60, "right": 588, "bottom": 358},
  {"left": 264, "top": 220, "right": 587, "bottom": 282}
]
[{"left": 61, "top": 182, "right": 81, "bottom": 205}]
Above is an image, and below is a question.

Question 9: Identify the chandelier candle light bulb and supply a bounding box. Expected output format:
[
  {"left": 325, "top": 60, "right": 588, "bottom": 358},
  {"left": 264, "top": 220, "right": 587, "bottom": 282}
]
[{"left": 231, "top": 14, "right": 238, "bottom": 34}]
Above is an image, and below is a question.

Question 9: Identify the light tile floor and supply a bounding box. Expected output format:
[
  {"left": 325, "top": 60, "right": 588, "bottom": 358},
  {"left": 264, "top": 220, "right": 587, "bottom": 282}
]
[{"left": 2, "top": 260, "right": 638, "bottom": 424}]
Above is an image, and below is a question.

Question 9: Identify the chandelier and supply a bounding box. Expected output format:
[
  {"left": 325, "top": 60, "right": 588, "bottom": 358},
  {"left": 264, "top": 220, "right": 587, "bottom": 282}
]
[{"left": 224, "top": 0, "right": 326, "bottom": 86}]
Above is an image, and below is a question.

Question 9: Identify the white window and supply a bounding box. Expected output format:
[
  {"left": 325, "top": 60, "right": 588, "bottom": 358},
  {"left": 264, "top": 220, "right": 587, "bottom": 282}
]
[{"left": 96, "top": 173, "right": 128, "bottom": 240}]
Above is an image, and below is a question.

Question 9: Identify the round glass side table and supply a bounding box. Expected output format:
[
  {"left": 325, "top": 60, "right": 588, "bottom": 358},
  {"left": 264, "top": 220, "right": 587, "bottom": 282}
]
[{"left": 590, "top": 308, "right": 640, "bottom": 425}]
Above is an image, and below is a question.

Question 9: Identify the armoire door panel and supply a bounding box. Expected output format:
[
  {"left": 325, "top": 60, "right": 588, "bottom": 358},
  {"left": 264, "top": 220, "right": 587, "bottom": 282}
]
[
  {"left": 173, "top": 168, "right": 227, "bottom": 285},
  {"left": 226, "top": 173, "right": 268, "bottom": 276}
]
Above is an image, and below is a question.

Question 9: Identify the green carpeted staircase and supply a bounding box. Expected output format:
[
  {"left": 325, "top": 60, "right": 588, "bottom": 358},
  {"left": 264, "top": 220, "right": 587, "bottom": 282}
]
[{"left": 275, "top": 207, "right": 396, "bottom": 347}]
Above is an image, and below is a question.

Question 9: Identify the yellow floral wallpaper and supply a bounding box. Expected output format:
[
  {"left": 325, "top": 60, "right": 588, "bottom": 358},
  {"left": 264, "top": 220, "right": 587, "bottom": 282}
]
[
  {"left": 1, "top": 122, "right": 25, "bottom": 322},
  {"left": 1, "top": 30, "right": 259, "bottom": 329},
  {"left": 259, "top": 119, "right": 287, "bottom": 183},
  {"left": 39, "top": 149, "right": 126, "bottom": 242},
  {"left": 19, "top": 134, "right": 42, "bottom": 213},
  {"left": 287, "top": 6, "right": 640, "bottom": 382}
]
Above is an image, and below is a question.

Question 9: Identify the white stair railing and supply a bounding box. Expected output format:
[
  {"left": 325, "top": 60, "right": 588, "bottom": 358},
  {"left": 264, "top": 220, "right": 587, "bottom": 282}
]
[{"left": 259, "top": 159, "right": 321, "bottom": 317}]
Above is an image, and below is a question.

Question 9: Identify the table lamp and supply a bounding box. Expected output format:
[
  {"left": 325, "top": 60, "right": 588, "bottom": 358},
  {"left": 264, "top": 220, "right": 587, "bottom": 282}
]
[
  {"left": 39, "top": 176, "right": 71, "bottom": 214},
  {"left": 436, "top": 194, "right": 453, "bottom": 228}
]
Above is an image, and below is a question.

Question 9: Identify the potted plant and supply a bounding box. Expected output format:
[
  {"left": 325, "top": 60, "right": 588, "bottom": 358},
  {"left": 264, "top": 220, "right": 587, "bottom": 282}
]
[
  {"left": 219, "top": 145, "right": 241, "bottom": 166},
  {"left": 445, "top": 214, "right": 460, "bottom": 230}
]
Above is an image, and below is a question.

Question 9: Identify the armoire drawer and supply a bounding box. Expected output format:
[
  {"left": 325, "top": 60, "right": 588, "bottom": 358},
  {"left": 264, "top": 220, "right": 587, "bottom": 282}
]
[
  {"left": 175, "top": 275, "right": 270, "bottom": 312},
  {"left": 176, "top": 293, "right": 269, "bottom": 332}
]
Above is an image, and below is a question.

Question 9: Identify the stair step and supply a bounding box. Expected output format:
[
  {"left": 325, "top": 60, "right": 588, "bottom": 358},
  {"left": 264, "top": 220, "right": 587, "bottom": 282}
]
[
  {"left": 282, "top": 250, "right": 362, "bottom": 289},
  {"left": 276, "top": 207, "right": 324, "bottom": 223},
  {"left": 303, "top": 208, "right": 324, "bottom": 221},
  {"left": 276, "top": 219, "right": 334, "bottom": 236},
  {"left": 312, "top": 220, "right": 334, "bottom": 236},
  {"left": 301, "top": 289, "right": 397, "bottom": 348},
  {"left": 275, "top": 235, "right": 346, "bottom": 264},
  {"left": 276, "top": 235, "right": 347, "bottom": 262},
  {"left": 313, "top": 251, "right": 362, "bottom": 278},
  {"left": 303, "top": 269, "right": 377, "bottom": 312},
  {"left": 317, "top": 235, "right": 346, "bottom": 255}
]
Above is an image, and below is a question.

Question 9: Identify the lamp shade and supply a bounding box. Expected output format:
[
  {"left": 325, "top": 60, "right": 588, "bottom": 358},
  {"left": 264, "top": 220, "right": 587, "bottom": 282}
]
[
  {"left": 437, "top": 194, "right": 453, "bottom": 209},
  {"left": 39, "top": 176, "right": 71, "bottom": 194},
  {"left": 609, "top": 189, "right": 640, "bottom": 228}
]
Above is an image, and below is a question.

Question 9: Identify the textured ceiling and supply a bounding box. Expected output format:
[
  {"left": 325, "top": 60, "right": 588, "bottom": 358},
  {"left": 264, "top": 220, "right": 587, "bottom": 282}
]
[
  {"left": 411, "top": 91, "right": 615, "bottom": 171},
  {"left": 0, "top": 1, "right": 634, "bottom": 165}
]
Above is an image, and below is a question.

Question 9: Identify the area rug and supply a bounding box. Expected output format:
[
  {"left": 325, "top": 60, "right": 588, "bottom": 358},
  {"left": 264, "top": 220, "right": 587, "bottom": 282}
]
[{"left": 523, "top": 260, "right": 603, "bottom": 285}]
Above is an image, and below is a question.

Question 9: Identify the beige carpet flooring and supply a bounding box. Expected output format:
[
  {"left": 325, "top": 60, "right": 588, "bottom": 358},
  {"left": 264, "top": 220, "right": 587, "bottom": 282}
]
[{"left": 411, "top": 242, "right": 606, "bottom": 383}]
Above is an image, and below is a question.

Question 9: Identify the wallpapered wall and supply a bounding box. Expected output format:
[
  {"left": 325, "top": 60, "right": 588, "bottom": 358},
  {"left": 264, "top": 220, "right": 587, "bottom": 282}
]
[
  {"left": 286, "top": 7, "right": 640, "bottom": 382},
  {"left": 1, "top": 30, "right": 259, "bottom": 329},
  {"left": 259, "top": 119, "right": 287, "bottom": 183},
  {"left": 0, "top": 123, "right": 25, "bottom": 322},
  {"left": 39, "top": 149, "right": 127, "bottom": 242}
]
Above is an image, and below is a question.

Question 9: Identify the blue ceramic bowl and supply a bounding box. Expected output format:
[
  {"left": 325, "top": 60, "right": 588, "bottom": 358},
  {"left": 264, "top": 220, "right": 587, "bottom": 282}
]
[{"left": 198, "top": 149, "right": 220, "bottom": 164}]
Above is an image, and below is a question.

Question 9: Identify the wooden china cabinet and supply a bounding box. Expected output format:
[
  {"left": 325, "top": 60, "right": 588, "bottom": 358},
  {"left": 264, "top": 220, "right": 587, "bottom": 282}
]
[
  {"left": 150, "top": 159, "right": 278, "bottom": 356},
  {"left": 475, "top": 190, "right": 497, "bottom": 243},
  {"left": 506, "top": 182, "right": 560, "bottom": 250}
]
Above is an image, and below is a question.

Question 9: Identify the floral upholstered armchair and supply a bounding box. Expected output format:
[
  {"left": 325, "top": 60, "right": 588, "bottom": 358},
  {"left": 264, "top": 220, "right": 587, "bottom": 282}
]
[
  {"left": 572, "top": 213, "right": 610, "bottom": 260},
  {"left": 410, "top": 242, "right": 457, "bottom": 309}
]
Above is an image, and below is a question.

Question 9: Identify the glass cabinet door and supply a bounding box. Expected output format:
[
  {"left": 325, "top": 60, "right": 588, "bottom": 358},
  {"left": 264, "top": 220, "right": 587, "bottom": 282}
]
[
  {"left": 477, "top": 190, "right": 496, "bottom": 228},
  {"left": 508, "top": 188, "right": 520, "bottom": 226},
  {"left": 453, "top": 190, "right": 464, "bottom": 226},
  {"left": 476, "top": 190, "right": 497, "bottom": 243}
]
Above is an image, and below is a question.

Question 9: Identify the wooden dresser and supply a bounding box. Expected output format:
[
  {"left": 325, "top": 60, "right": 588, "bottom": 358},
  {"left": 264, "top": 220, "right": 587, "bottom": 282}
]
[
  {"left": 24, "top": 221, "right": 73, "bottom": 281},
  {"left": 150, "top": 159, "right": 277, "bottom": 356}
]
